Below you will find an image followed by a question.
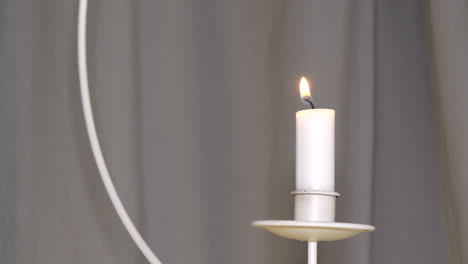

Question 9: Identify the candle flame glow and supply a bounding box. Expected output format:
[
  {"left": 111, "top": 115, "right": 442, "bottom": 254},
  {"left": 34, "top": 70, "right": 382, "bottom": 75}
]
[{"left": 299, "top": 76, "right": 311, "bottom": 102}]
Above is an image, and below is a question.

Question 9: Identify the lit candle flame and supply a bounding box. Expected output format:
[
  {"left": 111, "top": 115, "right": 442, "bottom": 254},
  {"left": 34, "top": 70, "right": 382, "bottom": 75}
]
[
  {"left": 299, "top": 76, "right": 314, "bottom": 108},
  {"left": 299, "top": 77, "right": 311, "bottom": 100}
]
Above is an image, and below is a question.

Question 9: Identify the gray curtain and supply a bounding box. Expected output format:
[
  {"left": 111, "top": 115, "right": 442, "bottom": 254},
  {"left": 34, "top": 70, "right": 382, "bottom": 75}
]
[{"left": 0, "top": 0, "right": 465, "bottom": 263}]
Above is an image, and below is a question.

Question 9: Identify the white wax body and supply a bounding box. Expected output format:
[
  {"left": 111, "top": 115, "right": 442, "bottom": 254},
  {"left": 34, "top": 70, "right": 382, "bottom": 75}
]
[{"left": 296, "top": 109, "right": 335, "bottom": 191}]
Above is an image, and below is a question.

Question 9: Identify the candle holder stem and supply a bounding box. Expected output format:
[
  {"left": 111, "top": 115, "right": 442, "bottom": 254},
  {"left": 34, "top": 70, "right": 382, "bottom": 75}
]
[{"left": 308, "top": 242, "right": 317, "bottom": 264}]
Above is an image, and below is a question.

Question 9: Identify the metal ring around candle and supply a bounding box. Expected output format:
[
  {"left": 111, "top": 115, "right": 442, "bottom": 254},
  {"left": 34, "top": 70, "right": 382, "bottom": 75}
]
[
  {"left": 291, "top": 190, "right": 340, "bottom": 197},
  {"left": 292, "top": 190, "right": 339, "bottom": 222}
]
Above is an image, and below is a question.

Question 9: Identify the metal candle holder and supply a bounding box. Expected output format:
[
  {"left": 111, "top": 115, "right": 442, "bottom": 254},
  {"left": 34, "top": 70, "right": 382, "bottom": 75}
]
[{"left": 252, "top": 188, "right": 374, "bottom": 264}]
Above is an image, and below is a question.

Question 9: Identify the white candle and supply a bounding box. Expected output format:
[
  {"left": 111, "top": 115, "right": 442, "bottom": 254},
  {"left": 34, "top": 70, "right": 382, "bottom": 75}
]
[{"left": 296, "top": 77, "right": 335, "bottom": 191}]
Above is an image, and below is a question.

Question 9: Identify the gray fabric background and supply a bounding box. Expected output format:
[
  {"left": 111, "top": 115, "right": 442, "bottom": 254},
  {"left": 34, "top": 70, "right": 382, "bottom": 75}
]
[{"left": 0, "top": 0, "right": 465, "bottom": 263}]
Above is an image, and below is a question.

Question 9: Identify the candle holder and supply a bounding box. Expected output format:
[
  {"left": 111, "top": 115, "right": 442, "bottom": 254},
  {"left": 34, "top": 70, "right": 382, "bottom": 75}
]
[
  {"left": 292, "top": 190, "right": 339, "bottom": 221},
  {"left": 252, "top": 189, "right": 374, "bottom": 264}
]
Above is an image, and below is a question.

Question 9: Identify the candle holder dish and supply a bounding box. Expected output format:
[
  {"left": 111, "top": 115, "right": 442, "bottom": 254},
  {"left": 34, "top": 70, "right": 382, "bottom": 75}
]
[{"left": 252, "top": 220, "right": 374, "bottom": 242}]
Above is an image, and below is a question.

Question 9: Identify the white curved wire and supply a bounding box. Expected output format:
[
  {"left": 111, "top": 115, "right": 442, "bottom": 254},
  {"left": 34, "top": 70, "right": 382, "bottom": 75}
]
[{"left": 77, "top": 0, "right": 162, "bottom": 263}]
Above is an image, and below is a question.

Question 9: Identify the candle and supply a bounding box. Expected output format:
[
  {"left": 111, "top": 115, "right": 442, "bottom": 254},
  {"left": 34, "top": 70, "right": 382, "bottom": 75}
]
[{"left": 296, "top": 77, "right": 335, "bottom": 191}]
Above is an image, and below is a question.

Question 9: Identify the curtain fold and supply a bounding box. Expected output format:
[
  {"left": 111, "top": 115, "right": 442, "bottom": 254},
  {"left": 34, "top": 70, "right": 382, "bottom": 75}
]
[
  {"left": 429, "top": 1, "right": 468, "bottom": 263},
  {"left": 0, "top": 0, "right": 460, "bottom": 263}
]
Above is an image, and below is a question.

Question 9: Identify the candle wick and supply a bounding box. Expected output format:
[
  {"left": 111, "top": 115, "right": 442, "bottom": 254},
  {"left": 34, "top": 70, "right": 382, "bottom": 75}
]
[{"left": 305, "top": 99, "right": 315, "bottom": 109}]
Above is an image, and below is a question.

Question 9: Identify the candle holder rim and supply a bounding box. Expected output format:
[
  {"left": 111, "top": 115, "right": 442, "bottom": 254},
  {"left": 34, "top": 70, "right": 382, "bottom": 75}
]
[{"left": 291, "top": 190, "right": 340, "bottom": 197}]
